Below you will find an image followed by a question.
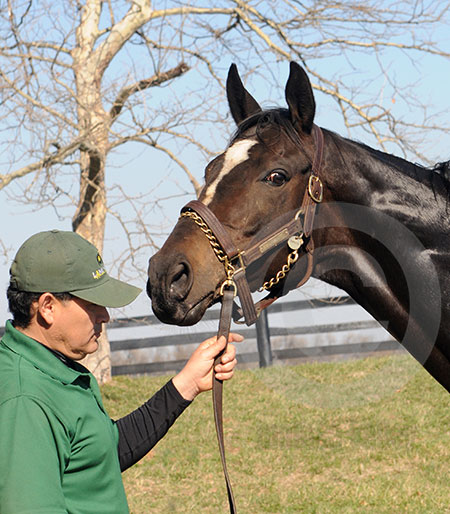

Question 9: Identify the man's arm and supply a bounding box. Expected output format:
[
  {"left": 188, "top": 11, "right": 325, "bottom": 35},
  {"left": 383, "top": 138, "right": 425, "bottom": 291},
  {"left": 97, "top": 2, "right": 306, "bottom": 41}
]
[
  {"left": 116, "top": 379, "right": 190, "bottom": 472},
  {"left": 116, "top": 333, "right": 241, "bottom": 471}
]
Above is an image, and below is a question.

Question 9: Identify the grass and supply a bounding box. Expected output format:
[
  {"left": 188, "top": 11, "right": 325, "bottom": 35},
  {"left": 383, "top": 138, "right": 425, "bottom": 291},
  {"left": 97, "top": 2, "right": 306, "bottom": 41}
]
[{"left": 101, "top": 354, "right": 450, "bottom": 513}]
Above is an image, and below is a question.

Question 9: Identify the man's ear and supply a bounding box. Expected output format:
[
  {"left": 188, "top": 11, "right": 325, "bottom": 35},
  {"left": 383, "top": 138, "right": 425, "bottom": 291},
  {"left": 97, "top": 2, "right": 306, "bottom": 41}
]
[{"left": 36, "top": 293, "right": 58, "bottom": 326}]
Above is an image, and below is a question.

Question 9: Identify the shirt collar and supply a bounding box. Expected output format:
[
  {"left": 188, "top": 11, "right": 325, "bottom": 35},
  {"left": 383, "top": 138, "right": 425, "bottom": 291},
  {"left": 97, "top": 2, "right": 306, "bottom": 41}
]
[
  {"left": 1, "top": 320, "right": 92, "bottom": 386},
  {"left": 39, "top": 343, "right": 80, "bottom": 370}
]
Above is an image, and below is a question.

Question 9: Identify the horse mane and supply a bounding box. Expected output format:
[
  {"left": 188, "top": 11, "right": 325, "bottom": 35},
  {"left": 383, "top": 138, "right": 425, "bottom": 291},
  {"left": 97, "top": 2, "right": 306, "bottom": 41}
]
[
  {"left": 431, "top": 160, "right": 450, "bottom": 183},
  {"left": 356, "top": 140, "right": 449, "bottom": 181},
  {"left": 430, "top": 161, "right": 450, "bottom": 202},
  {"left": 354, "top": 139, "right": 450, "bottom": 200}
]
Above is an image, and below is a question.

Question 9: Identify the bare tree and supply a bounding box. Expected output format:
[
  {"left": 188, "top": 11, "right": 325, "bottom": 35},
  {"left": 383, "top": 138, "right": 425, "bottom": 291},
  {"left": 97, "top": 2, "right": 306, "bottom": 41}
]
[{"left": 0, "top": 0, "right": 448, "bottom": 381}]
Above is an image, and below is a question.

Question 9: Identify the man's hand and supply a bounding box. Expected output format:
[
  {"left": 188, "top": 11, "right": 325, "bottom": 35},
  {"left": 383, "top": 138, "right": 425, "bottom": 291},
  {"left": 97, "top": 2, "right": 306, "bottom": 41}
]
[{"left": 172, "top": 333, "right": 243, "bottom": 401}]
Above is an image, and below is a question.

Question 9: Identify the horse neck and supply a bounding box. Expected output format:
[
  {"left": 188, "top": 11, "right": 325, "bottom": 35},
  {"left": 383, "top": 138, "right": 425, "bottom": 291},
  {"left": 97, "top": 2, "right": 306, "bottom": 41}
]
[
  {"left": 310, "top": 130, "right": 448, "bottom": 353},
  {"left": 321, "top": 131, "right": 447, "bottom": 239}
]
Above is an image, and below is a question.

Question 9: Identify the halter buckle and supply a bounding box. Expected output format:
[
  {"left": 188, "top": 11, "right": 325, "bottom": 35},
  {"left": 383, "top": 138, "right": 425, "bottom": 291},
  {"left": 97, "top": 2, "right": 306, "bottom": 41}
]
[{"left": 308, "top": 175, "right": 323, "bottom": 203}]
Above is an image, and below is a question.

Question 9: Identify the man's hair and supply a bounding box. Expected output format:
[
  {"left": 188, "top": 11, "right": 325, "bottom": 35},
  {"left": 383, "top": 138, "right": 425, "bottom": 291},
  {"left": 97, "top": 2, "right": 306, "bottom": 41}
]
[{"left": 7, "top": 286, "right": 73, "bottom": 328}]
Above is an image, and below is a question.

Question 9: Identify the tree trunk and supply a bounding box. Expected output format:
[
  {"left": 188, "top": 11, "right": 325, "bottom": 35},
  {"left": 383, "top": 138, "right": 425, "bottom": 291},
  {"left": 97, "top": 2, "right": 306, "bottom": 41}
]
[
  {"left": 74, "top": 147, "right": 111, "bottom": 382},
  {"left": 72, "top": 16, "right": 112, "bottom": 381},
  {"left": 73, "top": 138, "right": 112, "bottom": 382}
]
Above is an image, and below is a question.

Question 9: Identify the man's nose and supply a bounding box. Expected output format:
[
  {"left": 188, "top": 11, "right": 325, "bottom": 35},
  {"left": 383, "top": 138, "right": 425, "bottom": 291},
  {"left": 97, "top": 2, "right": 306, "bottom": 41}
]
[{"left": 98, "top": 306, "right": 110, "bottom": 324}]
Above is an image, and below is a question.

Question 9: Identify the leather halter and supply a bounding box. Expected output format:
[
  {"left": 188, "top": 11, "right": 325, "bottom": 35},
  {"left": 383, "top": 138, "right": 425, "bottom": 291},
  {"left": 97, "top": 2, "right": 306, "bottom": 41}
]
[
  {"left": 180, "top": 124, "right": 324, "bottom": 513},
  {"left": 180, "top": 124, "right": 325, "bottom": 326}
]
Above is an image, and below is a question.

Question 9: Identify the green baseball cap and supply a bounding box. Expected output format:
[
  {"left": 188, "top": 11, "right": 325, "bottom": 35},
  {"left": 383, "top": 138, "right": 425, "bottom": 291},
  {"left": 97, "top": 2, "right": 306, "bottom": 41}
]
[{"left": 9, "top": 230, "right": 141, "bottom": 308}]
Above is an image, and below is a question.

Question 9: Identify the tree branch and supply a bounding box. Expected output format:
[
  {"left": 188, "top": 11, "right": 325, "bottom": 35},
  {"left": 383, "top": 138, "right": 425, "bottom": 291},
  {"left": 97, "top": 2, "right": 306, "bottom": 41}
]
[
  {"left": 93, "top": 4, "right": 236, "bottom": 79},
  {"left": 0, "top": 137, "right": 91, "bottom": 190},
  {"left": 0, "top": 69, "right": 78, "bottom": 129},
  {"left": 109, "top": 62, "right": 190, "bottom": 121}
]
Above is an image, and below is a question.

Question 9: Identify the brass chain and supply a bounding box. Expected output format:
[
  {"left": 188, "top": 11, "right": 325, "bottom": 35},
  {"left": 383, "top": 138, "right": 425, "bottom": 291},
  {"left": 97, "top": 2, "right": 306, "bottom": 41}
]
[
  {"left": 180, "top": 211, "right": 235, "bottom": 281},
  {"left": 259, "top": 249, "right": 299, "bottom": 292},
  {"left": 181, "top": 210, "right": 300, "bottom": 293}
]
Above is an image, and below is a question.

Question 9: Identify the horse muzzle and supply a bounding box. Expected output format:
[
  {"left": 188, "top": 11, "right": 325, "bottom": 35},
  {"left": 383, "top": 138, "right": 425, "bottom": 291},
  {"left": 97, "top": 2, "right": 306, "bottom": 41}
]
[{"left": 147, "top": 228, "right": 224, "bottom": 325}]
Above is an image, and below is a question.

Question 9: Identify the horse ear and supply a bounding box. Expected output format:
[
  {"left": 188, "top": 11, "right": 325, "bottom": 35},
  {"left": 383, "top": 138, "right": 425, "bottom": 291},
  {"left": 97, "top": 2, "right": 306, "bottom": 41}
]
[
  {"left": 226, "top": 63, "right": 262, "bottom": 125},
  {"left": 285, "top": 62, "right": 316, "bottom": 134}
]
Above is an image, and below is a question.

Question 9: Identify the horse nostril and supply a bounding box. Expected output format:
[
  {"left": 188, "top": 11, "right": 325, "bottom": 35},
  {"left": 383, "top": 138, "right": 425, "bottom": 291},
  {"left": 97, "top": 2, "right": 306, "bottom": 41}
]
[{"left": 169, "top": 261, "right": 193, "bottom": 301}]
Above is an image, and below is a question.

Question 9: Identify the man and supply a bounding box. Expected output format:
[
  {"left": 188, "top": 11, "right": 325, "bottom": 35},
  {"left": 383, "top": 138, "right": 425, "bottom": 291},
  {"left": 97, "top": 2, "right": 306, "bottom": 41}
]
[{"left": 0, "top": 230, "right": 242, "bottom": 513}]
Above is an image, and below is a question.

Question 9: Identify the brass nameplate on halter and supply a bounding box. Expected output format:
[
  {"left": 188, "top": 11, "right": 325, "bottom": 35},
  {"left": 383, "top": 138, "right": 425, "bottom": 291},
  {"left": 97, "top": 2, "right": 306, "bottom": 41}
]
[{"left": 259, "top": 228, "right": 289, "bottom": 254}]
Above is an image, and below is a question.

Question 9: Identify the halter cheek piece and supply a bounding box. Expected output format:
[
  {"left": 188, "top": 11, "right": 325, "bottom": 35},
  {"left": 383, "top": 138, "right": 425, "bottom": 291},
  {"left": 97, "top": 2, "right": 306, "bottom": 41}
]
[{"left": 180, "top": 124, "right": 324, "bottom": 326}]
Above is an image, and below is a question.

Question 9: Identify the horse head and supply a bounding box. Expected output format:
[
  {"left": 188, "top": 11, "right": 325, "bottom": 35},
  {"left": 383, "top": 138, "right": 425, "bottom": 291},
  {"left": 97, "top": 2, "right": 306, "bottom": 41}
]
[{"left": 147, "top": 62, "right": 325, "bottom": 326}]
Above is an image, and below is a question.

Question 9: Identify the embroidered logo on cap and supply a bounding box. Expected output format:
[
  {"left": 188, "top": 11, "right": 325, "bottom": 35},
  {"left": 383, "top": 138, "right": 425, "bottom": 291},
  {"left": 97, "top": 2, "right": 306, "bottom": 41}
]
[{"left": 92, "top": 253, "right": 106, "bottom": 280}]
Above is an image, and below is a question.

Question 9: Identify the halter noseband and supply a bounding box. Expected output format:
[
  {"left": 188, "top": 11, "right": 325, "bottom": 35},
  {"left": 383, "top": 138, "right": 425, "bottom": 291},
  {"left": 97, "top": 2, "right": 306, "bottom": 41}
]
[{"left": 180, "top": 124, "right": 324, "bottom": 326}]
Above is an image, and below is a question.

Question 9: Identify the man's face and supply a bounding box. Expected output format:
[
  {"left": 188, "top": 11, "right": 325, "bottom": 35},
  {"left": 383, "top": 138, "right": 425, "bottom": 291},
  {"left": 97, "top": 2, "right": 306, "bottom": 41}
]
[{"left": 52, "top": 297, "right": 110, "bottom": 360}]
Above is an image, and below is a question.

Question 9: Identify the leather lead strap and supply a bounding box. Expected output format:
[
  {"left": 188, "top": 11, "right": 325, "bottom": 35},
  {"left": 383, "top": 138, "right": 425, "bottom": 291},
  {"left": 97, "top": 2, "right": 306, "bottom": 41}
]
[
  {"left": 213, "top": 288, "right": 237, "bottom": 513},
  {"left": 179, "top": 125, "right": 325, "bottom": 512}
]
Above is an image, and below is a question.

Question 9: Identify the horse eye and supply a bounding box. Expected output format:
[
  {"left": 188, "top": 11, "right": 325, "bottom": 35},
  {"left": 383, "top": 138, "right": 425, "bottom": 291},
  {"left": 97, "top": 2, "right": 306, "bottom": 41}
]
[{"left": 264, "top": 170, "right": 288, "bottom": 187}]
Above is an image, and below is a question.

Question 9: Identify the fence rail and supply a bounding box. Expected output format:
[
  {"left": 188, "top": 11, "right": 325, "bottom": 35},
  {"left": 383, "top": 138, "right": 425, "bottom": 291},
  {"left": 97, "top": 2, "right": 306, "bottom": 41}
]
[{"left": 108, "top": 296, "right": 402, "bottom": 376}]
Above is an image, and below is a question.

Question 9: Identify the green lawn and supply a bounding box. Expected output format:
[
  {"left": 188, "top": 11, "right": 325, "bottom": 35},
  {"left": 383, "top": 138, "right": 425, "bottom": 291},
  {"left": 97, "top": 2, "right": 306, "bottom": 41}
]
[{"left": 102, "top": 354, "right": 450, "bottom": 513}]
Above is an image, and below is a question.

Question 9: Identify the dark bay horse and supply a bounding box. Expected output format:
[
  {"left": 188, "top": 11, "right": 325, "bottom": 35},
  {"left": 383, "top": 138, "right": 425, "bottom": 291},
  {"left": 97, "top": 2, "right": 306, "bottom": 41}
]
[{"left": 147, "top": 62, "right": 450, "bottom": 393}]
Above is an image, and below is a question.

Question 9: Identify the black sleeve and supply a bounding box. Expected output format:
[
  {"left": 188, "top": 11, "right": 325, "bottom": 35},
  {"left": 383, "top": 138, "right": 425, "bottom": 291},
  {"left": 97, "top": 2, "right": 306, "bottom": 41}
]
[{"left": 115, "top": 379, "right": 191, "bottom": 472}]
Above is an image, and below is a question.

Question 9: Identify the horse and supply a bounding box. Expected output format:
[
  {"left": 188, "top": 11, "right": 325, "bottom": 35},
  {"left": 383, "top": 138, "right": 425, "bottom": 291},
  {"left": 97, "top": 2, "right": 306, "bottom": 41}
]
[{"left": 147, "top": 62, "right": 450, "bottom": 393}]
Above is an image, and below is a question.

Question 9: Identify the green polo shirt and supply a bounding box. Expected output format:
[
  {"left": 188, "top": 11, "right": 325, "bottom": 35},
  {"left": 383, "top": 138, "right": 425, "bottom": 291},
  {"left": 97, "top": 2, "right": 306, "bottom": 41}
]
[{"left": 0, "top": 321, "right": 129, "bottom": 514}]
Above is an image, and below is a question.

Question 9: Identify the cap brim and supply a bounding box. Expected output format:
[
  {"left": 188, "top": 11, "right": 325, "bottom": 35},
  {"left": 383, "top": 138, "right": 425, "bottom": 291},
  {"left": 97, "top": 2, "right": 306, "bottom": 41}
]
[{"left": 69, "top": 276, "right": 142, "bottom": 308}]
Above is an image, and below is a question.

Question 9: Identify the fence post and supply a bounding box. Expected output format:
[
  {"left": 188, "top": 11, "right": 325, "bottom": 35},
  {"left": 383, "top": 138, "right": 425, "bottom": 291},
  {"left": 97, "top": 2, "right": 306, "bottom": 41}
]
[{"left": 255, "top": 308, "right": 272, "bottom": 367}]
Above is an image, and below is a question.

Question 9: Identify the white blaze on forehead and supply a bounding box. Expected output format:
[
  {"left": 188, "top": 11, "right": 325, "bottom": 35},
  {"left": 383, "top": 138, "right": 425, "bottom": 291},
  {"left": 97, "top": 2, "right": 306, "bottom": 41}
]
[{"left": 203, "top": 138, "right": 257, "bottom": 205}]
